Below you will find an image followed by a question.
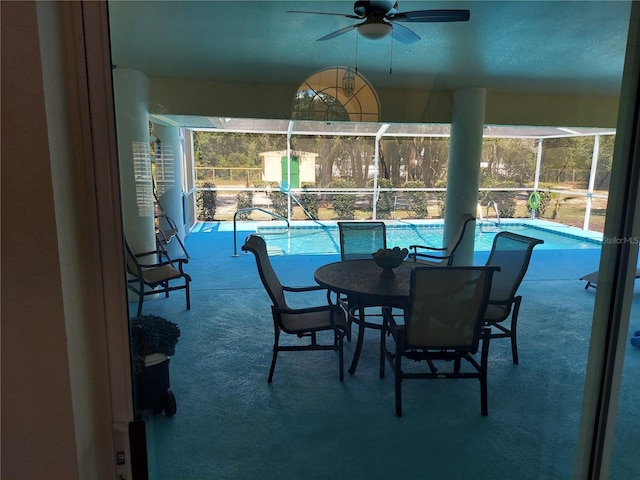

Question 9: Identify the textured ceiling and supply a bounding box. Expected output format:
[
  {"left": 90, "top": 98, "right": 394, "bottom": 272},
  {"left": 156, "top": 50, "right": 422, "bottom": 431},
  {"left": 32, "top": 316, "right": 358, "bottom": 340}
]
[{"left": 108, "top": 1, "right": 631, "bottom": 96}]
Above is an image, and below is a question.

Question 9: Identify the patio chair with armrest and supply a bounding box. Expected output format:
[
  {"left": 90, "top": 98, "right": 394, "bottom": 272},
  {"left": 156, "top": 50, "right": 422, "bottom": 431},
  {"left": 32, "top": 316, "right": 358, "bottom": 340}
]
[
  {"left": 337, "top": 222, "right": 402, "bottom": 362},
  {"left": 242, "top": 234, "right": 349, "bottom": 382},
  {"left": 339, "top": 221, "right": 387, "bottom": 261},
  {"left": 483, "top": 231, "right": 544, "bottom": 364},
  {"left": 124, "top": 238, "right": 191, "bottom": 317},
  {"left": 409, "top": 213, "right": 475, "bottom": 266},
  {"left": 380, "top": 266, "right": 499, "bottom": 417}
]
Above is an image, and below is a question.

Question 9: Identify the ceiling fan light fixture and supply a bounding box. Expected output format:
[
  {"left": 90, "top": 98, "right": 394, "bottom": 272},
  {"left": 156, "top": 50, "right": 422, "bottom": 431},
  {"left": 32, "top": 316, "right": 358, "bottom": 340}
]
[{"left": 358, "top": 22, "right": 392, "bottom": 40}]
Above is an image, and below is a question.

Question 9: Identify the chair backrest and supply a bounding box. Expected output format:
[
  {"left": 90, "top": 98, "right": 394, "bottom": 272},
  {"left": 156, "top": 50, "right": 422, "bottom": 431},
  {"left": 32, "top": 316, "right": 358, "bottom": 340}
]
[
  {"left": 338, "top": 221, "right": 387, "bottom": 261},
  {"left": 445, "top": 213, "right": 476, "bottom": 257},
  {"left": 404, "top": 266, "right": 497, "bottom": 352},
  {"left": 241, "top": 235, "right": 287, "bottom": 309},
  {"left": 485, "top": 231, "right": 544, "bottom": 307},
  {"left": 123, "top": 238, "right": 143, "bottom": 275}
]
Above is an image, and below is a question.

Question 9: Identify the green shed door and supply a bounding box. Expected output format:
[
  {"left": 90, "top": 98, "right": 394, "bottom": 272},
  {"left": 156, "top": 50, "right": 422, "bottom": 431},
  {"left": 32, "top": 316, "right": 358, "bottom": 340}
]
[{"left": 281, "top": 156, "right": 300, "bottom": 188}]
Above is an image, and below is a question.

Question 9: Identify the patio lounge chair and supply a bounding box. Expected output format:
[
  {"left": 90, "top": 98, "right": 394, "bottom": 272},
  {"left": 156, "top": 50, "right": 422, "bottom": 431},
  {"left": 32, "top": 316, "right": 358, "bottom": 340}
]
[
  {"left": 483, "top": 231, "right": 544, "bottom": 364},
  {"left": 124, "top": 238, "right": 192, "bottom": 316},
  {"left": 580, "top": 268, "right": 640, "bottom": 289},
  {"left": 380, "top": 266, "right": 499, "bottom": 417},
  {"left": 408, "top": 213, "right": 475, "bottom": 266},
  {"left": 242, "top": 234, "right": 349, "bottom": 382}
]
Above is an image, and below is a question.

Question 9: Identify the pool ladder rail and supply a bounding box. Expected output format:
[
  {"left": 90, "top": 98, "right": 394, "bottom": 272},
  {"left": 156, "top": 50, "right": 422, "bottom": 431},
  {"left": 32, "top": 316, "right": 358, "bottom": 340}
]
[
  {"left": 232, "top": 207, "right": 290, "bottom": 257},
  {"left": 477, "top": 201, "right": 501, "bottom": 229}
]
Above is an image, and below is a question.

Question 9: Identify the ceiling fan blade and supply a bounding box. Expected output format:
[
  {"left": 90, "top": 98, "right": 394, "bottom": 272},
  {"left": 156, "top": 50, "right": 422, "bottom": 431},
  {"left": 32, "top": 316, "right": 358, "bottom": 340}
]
[
  {"left": 317, "top": 24, "right": 358, "bottom": 41},
  {"left": 390, "top": 9, "right": 471, "bottom": 23},
  {"left": 390, "top": 22, "right": 420, "bottom": 45},
  {"left": 286, "top": 10, "right": 362, "bottom": 20}
]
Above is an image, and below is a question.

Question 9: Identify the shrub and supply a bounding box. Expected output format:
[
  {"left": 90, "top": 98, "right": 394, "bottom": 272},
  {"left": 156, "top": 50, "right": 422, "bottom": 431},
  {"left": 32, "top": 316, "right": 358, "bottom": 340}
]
[
  {"left": 478, "top": 189, "right": 517, "bottom": 218},
  {"left": 197, "top": 181, "right": 217, "bottom": 220},
  {"left": 433, "top": 180, "right": 447, "bottom": 217},
  {"left": 236, "top": 191, "right": 253, "bottom": 220},
  {"left": 367, "top": 178, "right": 394, "bottom": 219},
  {"left": 403, "top": 180, "right": 428, "bottom": 219},
  {"left": 266, "top": 183, "right": 290, "bottom": 218},
  {"left": 329, "top": 178, "right": 356, "bottom": 219},
  {"left": 526, "top": 190, "right": 552, "bottom": 217},
  {"left": 478, "top": 177, "right": 518, "bottom": 218},
  {"left": 299, "top": 184, "right": 318, "bottom": 219}
]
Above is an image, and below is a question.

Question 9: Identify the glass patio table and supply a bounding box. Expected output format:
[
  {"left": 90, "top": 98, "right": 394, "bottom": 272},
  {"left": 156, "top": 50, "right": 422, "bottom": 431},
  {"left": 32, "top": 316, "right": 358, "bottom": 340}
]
[{"left": 314, "top": 259, "right": 414, "bottom": 374}]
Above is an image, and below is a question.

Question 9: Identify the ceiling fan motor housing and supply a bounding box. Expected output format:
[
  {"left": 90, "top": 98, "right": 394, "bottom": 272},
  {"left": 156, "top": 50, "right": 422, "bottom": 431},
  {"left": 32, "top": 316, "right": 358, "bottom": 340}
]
[{"left": 354, "top": 1, "right": 397, "bottom": 17}]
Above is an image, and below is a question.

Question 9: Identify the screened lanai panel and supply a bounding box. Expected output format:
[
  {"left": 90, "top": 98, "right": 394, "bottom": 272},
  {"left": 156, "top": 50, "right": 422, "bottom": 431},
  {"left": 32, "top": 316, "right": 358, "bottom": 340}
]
[
  {"left": 211, "top": 118, "right": 291, "bottom": 134},
  {"left": 379, "top": 136, "right": 450, "bottom": 188},
  {"left": 292, "top": 120, "right": 382, "bottom": 136},
  {"left": 384, "top": 123, "right": 451, "bottom": 137},
  {"left": 482, "top": 125, "right": 616, "bottom": 139},
  {"left": 290, "top": 134, "right": 376, "bottom": 189}
]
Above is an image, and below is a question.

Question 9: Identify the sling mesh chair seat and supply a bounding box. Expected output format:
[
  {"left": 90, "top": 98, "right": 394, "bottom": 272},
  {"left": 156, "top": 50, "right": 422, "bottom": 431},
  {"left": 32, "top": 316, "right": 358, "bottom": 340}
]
[
  {"left": 337, "top": 221, "right": 393, "bottom": 328},
  {"left": 338, "top": 221, "right": 387, "bottom": 318},
  {"left": 338, "top": 221, "right": 388, "bottom": 261},
  {"left": 337, "top": 221, "right": 404, "bottom": 373},
  {"left": 242, "top": 234, "right": 349, "bottom": 382},
  {"left": 409, "top": 213, "right": 475, "bottom": 266},
  {"left": 124, "top": 238, "right": 191, "bottom": 316},
  {"left": 380, "top": 266, "right": 498, "bottom": 417},
  {"left": 483, "top": 231, "right": 544, "bottom": 364}
]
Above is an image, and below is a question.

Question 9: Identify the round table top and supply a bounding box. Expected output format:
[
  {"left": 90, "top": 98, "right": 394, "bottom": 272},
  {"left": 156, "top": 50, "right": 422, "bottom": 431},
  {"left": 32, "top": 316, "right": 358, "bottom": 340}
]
[{"left": 314, "top": 259, "right": 413, "bottom": 303}]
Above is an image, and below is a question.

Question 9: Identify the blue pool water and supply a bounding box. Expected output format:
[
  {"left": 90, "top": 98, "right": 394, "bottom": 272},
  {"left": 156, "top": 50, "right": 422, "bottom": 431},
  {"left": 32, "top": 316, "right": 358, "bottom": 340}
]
[{"left": 255, "top": 222, "right": 602, "bottom": 256}]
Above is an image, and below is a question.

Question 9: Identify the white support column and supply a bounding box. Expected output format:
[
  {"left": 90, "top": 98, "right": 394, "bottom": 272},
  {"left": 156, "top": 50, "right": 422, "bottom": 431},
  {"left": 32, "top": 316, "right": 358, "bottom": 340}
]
[
  {"left": 584, "top": 134, "right": 601, "bottom": 230},
  {"left": 534, "top": 138, "right": 543, "bottom": 190},
  {"left": 286, "top": 120, "right": 294, "bottom": 221},
  {"left": 112, "top": 68, "right": 155, "bottom": 254},
  {"left": 153, "top": 123, "right": 186, "bottom": 257},
  {"left": 530, "top": 138, "right": 544, "bottom": 219},
  {"left": 373, "top": 123, "right": 391, "bottom": 220},
  {"left": 444, "top": 88, "right": 487, "bottom": 265}
]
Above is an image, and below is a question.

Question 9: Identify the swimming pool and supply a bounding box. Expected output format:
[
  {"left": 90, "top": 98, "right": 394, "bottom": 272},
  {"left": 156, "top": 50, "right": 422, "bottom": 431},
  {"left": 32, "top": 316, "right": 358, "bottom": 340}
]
[{"left": 254, "top": 221, "right": 603, "bottom": 256}]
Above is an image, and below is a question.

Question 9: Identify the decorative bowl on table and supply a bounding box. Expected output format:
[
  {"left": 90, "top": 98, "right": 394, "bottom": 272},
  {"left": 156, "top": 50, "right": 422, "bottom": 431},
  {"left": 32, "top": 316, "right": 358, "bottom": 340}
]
[{"left": 372, "top": 247, "right": 409, "bottom": 278}]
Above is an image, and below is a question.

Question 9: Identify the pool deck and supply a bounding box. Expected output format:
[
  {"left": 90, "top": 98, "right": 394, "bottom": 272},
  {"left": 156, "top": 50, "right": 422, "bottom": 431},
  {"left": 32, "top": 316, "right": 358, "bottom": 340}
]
[{"left": 141, "top": 220, "right": 638, "bottom": 480}]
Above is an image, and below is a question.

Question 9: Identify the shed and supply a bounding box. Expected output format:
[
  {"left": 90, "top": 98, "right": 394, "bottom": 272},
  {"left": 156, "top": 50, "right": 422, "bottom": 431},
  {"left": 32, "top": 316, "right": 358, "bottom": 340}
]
[{"left": 260, "top": 150, "right": 318, "bottom": 188}]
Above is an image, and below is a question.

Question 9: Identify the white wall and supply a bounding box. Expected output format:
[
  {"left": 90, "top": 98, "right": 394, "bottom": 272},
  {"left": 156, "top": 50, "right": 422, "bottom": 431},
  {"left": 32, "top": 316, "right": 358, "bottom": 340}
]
[
  {"left": 2, "top": 2, "right": 84, "bottom": 478},
  {"left": 2, "top": 2, "right": 127, "bottom": 479},
  {"left": 150, "top": 77, "right": 620, "bottom": 127}
]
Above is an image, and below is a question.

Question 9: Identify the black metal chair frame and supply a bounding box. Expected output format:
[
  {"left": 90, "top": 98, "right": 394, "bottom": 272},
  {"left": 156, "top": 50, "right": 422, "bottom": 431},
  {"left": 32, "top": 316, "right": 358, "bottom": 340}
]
[
  {"left": 483, "top": 231, "right": 544, "bottom": 364},
  {"left": 124, "top": 239, "right": 191, "bottom": 316},
  {"left": 336, "top": 221, "right": 391, "bottom": 365},
  {"left": 408, "top": 213, "right": 475, "bottom": 265},
  {"left": 242, "top": 234, "right": 349, "bottom": 382},
  {"left": 380, "top": 266, "right": 498, "bottom": 417}
]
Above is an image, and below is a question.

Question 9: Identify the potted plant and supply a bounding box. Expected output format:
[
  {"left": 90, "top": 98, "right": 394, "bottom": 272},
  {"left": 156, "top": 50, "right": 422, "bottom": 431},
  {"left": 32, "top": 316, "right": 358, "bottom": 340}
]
[{"left": 130, "top": 314, "right": 180, "bottom": 417}]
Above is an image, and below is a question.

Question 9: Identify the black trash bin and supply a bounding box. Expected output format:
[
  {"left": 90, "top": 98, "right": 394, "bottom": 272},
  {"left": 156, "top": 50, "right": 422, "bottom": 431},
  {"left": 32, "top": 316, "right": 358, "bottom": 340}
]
[
  {"left": 130, "top": 315, "right": 180, "bottom": 417},
  {"left": 135, "top": 353, "right": 177, "bottom": 416}
]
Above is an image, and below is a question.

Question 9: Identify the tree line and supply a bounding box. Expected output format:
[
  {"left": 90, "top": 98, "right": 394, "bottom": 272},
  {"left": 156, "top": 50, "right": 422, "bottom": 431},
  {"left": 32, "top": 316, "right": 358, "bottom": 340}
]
[{"left": 193, "top": 130, "right": 615, "bottom": 190}]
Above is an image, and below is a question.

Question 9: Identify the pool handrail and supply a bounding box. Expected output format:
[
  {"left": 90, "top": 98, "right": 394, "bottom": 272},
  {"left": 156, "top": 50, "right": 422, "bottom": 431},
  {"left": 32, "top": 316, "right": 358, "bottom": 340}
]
[{"left": 232, "top": 208, "right": 290, "bottom": 257}]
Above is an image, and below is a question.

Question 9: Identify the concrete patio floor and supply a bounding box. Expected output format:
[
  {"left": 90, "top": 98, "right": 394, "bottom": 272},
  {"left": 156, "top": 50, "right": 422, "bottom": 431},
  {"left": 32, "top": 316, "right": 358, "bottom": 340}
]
[{"left": 133, "top": 224, "right": 639, "bottom": 480}]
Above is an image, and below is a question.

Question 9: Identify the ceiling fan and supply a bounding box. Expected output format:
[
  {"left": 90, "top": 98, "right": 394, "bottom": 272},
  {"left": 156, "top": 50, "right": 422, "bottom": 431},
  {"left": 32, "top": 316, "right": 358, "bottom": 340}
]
[{"left": 287, "top": 1, "right": 470, "bottom": 45}]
